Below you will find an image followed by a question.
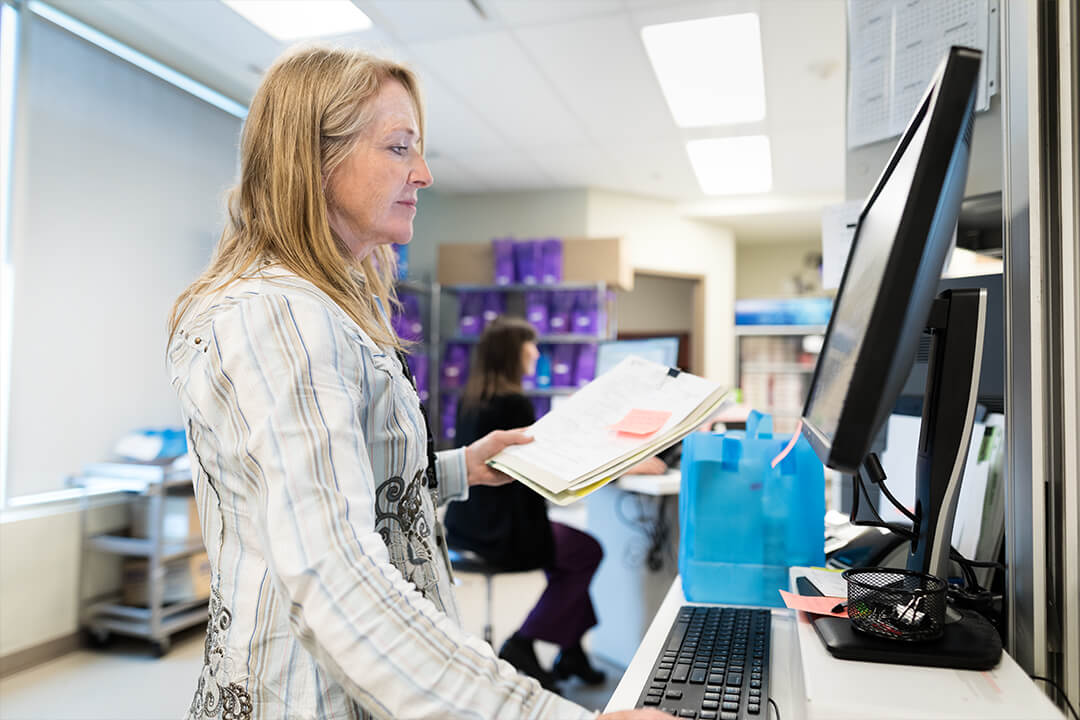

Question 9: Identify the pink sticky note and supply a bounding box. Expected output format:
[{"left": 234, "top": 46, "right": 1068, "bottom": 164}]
[
  {"left": 778, "top": 589, "right": 849, "bottom": 618},
  {"left": 611, "top": 408, "right": 672, "bottom": 437}
]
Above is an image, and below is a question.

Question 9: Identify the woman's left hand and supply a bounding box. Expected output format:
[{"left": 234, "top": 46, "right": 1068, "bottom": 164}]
[{"left": 464, "top": 429, "right": 533, "bottom": 487}]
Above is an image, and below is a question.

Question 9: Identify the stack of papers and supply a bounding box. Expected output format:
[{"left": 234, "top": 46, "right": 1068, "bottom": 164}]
[
  {"left": 488, "top": 356, "right": 731, "bottom": 505},
  {"left": 74, "top": 454, "right": 192, "bottom": 492}
]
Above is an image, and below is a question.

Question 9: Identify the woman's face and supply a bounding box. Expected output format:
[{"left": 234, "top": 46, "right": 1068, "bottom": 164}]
[
  {"left": 326, "top": 80, "right": 433, "bottom": 259},
  {"left": 521, "top": 340, "right": 540, "bottom": 377}
]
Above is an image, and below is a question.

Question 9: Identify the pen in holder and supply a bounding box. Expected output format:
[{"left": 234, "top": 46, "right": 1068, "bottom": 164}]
[{"left": 841, "top": 568, "right": 947, "bottom": 642}]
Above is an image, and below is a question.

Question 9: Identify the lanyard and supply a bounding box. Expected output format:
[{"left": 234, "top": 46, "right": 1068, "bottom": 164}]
[{"left": 394, "top": 349, "right": 439, "bottom": 490}]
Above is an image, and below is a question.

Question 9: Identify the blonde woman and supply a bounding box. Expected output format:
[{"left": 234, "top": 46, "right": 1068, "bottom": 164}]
[{"left": 167, "top": 47, "right": 672, "bottom": 720}]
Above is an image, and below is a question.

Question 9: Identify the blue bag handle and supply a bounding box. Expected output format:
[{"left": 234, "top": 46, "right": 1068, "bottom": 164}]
[{"left": 745, "top": 410, "right": 773, "bottom": 438}]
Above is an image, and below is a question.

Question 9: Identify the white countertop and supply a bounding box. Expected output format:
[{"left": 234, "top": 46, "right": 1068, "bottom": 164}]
[{"left": 605, "top": 572, "right": 1064, "bottom": 720}]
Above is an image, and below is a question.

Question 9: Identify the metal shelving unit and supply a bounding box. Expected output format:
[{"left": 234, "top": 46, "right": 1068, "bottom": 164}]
[
  {"left": 74, "top": 474, "right": 206, "bottom": 656},
  {"left": 735, "top": 323, "right": 827, "bottom": 434},
  {"left": 436, "top": 281, "right": 618, "bottom": 447}
]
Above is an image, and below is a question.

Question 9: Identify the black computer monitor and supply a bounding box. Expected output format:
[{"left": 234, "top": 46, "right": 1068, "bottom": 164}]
[{"left": 801, "top": 46, "right": 984, "bottom": 581}]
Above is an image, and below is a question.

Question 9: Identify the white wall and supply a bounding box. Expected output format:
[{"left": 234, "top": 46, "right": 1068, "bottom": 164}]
[
  {"left": 408, "top": 189, "right": 589, "bottom": 281},
  {"left": 7, "top": 16, "right": 240, "bottom": 499},
  {"left": 0, "top": 500, "right": 127, "bottom": 656},
  {"left": 735, "top": 239, "right": 824, "bottom": 299},
  {"left": 616, "top": 273, "right": 696, "bottom": 333},
  {"left": 2, "top": 15, "right": 240, "bottom": 661},
  {"left": 585, "top": 190, "right": 736, "bottom": 385}
]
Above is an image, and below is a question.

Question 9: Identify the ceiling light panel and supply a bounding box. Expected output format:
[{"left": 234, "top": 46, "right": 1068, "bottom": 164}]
[
  {"left": 221, "top": 0, "right": 372, "bottom": 41},
  {"left": 686, "top": 135, "right": 772, "bottom": 195},
  {"left": 641, "top": 13, "right": 766, "bottom": 127}
]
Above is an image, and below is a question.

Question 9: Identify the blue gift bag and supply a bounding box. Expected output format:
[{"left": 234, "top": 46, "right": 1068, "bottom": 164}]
[{"left": 679, "top": 411, "right": 825, "bottom": 607}]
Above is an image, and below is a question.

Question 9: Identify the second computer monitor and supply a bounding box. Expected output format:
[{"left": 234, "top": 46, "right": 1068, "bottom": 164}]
[{"left": 596, "top": 337, "right": 680, "bottom": 376}]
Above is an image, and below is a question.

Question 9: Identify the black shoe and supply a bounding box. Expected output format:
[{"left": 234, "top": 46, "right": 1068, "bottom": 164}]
[
  {"left": 498, "top": 633, "right": 560, "bottom": 693},
  {"left": 553, "top": 643, "right": 606, "bottom": 685}
]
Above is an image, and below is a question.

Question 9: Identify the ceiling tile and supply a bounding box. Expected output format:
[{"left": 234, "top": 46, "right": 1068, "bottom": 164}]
[
  {"left": 362, "top": 0, "right": 496, "bottom": 43},
  {"left": 408, "top": 31, "right": 586, "bottom": 148},
  {"left": 487, "top": 0, "right": 624, "bottom": 27},
  {"left": 513, "top": 14, "right": 679, "bottom": 147},
  {"left": 523, "top": 142, "right": 624, "bottom": 189},
  {"left": 445, "top": 146, "right": 554, "bottom": 190},
  {"left": 425, "top": 153, "right": 491, "bottom": 192},
  {"left": 415, "top": 71, "right": 506, "bottom": 153}
]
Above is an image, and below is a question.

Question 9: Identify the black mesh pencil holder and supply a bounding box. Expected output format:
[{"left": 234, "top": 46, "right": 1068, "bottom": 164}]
[{"left": 841, "top": 568, "right": 947, "bottom": 642}]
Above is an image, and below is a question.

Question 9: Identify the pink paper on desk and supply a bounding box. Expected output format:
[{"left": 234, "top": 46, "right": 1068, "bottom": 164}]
[
  {"left": 778, "top": 589, "right": 849, "bottom": 618},
  {"left": 611, "top": 408, "right": 672, "bottom": 437}
]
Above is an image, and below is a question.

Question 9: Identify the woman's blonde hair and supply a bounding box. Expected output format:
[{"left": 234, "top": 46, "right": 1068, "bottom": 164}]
[{"left": 168, "top": 46, "right": 425, "bottom": 349}]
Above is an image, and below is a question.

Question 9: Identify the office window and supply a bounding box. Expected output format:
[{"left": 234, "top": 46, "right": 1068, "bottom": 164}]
[{"left": 3, "top": 12, "right": 241, "bottom": 499}]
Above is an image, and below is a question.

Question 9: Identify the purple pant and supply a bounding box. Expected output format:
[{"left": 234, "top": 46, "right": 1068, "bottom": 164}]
[{"left": 518, "top": 522, "right": 603, "bottom": 649}]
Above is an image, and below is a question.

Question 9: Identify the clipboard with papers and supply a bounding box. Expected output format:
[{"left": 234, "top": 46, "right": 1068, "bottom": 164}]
[{"left": 487, "top": 356, "right": 732, "bottom": 505}]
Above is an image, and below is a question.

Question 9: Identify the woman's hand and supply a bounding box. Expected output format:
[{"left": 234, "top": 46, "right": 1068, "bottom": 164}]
[
  {"left": 597, "top": 710, "right": 677, "bottom": 720},
  {"left": 464, "top": 429, "right": 533, "bottom": 487}
]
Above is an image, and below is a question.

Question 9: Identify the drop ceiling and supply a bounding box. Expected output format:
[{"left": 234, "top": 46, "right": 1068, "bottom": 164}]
[{"left": 45, "top": 0, "right": 848, "bottom": 241}]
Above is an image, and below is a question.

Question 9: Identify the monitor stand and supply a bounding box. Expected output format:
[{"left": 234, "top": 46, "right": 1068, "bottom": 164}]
[{"left": 810, "top": 288, "right": 1003, "bottom": 670}]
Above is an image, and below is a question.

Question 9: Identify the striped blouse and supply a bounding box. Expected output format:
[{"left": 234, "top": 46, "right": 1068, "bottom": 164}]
[{"left": 168, "top": 268, "right": 595, "bottom": 720}]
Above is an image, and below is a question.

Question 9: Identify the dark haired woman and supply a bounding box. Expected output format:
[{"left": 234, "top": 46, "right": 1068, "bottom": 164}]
[{"left": 445, "top": 316, "right": 607, "bottom": 692}]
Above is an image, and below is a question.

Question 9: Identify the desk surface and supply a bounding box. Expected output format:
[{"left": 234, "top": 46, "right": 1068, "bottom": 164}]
[
  {"left": 606, "top": 579, "right": 802, "bottom": 720},
  {"left": 606, "top": 574, "right": 1064, "bottom": 720}
]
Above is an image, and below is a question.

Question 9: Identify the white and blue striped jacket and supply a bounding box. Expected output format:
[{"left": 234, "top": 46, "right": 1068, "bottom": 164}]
[{"left": 168, "top": 268, "right": 593, "bottom": 720}]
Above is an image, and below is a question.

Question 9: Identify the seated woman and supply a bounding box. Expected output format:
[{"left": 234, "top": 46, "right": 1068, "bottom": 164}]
[{"left": 445, "top": 317, "right": 606, "bottom": 691}]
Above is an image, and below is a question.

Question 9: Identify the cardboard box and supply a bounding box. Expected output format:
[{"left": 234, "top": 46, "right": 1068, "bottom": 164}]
[
  {"left": 122, "top": 552, "right": 211, "bottom": 607},
  {"left": 437, "top": 237, "right": 633, "bottom": 289},
  {"left": 130, "top": 495, "right": 200, "bottom": 541}
]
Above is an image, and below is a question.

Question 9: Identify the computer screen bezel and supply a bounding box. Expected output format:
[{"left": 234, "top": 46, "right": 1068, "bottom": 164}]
[{"left": 801, "top": 47, "right": 983, "bottom": 474}]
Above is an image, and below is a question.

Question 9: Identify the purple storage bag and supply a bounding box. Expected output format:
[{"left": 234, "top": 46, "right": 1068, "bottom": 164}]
[
  {"left": 441, "top": 344, "right": 468, "bottom": 389},
  {"left": 395, "top": 294, "right": 423, "bottom": 342},
  {"left": 525, "top": 291, "right": 549, "bottom": 334},
  {"left": 540, "top": 238, "right": 563, "bottom": 284},
  {"left": 574, "top": 344, "right": 598, "bottom": 387},
  {"left": 548, "top": 291, "right": 573, "bottom": 334},
  {"left": 492, "top": 237, "right": 515, "bottom": 285},
  {"left": 458, "top": 292, "right": 482, "bottom": 337},
  {"left": 514, "top": 240, "right": 542, "bottom": 285},
  {"left": 481, "top": 292, "right": 505, "bottom": 330},
  {"left": 406, "top": 352, "right": 429, "bottom": 403},
  {"left": 551, "top": 344, "right": 576, "bottom": 387},
  {"left": 571, "top": 291, "right": 599, "bottom": 335},
  {"left": 440, "top": 393, "right": 458, "bottom": 444}
]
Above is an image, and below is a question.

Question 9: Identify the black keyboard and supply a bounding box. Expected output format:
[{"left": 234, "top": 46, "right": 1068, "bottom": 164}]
[{"left": 635, "top": 605, "right": 771, "bottom": 720}]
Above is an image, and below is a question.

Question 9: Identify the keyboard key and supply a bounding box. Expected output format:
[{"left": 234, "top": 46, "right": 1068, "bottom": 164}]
[
  {"left": 703, "top": 692, "right": 720, "bottom": 701},
  {"left": 654, "top": 670, "right": 671, "bottom": 682},
  {"left": 643, "top": 695, "right": 661, "bottom": 706},
  {"left": 726, "top": 672, "right": 743, "bottom": 687},
  {"left": 666, "top": 624, "right": 689, "bottom": 652},
  {"left": 720, "top": 713, "right": 738, "bottom": 720},
  {"left": 721, "top": 701, "right": 739, "bottom": 711},
  {"left": 672, "top": 664, "right": 691, "bottom": 682},
  {"left": 699, "top": 713, "right": 717, "bottom": 720},
  {"left": 678, "top": 710, "right": 697, "bottom": 718},
  {"left": 708, "top": 673, "right": 725, "bottom": 684},
  {"left": 748, "top": 703, "right": 761, "bottom": 715},
  {"left": 665, "top": 690, "right": 683, "bottom": 700},
  {"left": 750, "top": 679, "right": 761, "bottom": 688},
  {"left": 749, "top": 688, "right": 761, "bottom": 697},
  {"left": 723, "top": 693, "right": 740, "bottom": 704},
  {"left": 690, "top": 668, "right": 707, "bottom": 684},
  {"left": 701, "top": 700, "right": 719, "bottom": 710}
]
